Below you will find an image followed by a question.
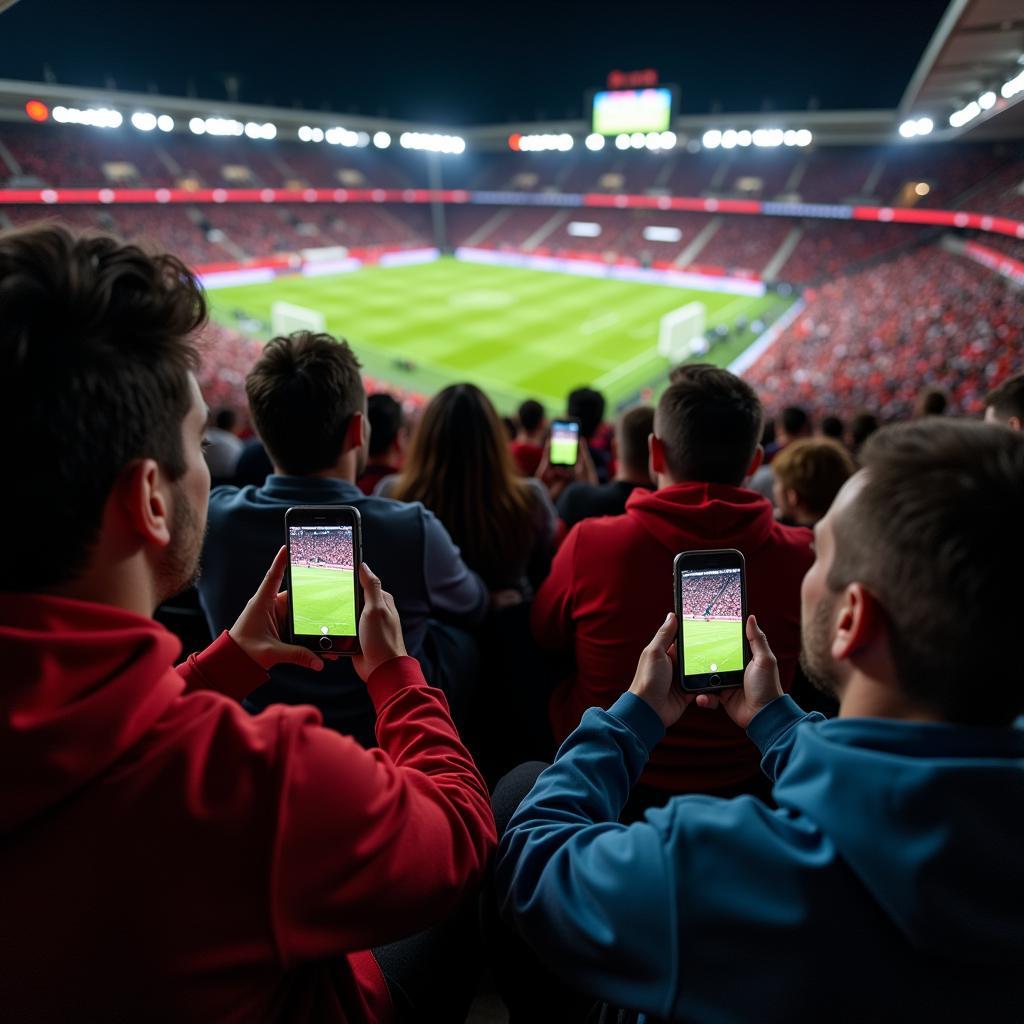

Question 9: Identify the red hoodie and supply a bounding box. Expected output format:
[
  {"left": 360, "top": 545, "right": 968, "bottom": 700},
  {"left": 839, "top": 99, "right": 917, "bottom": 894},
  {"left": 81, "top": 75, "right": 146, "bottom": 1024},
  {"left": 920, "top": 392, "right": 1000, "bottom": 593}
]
[
  {"left": 0, "top": 594, "right": 496, "bottom": 1022},
  {"left": 532, "top": 482, "right": 813, "bottom": 792}
]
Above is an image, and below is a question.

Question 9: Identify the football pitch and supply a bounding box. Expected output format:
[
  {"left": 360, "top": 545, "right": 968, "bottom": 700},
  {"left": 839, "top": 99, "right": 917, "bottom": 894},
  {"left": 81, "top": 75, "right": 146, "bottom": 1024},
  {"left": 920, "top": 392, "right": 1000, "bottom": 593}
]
[
  {"left": 211, "top": 257, "right": 787, "bottom": 411},
  {"left": 682, "top": 618, "right": 744, "bottom": 675},
  {"left": 290, "top": 565, "right": 357, "bottom": 637}
]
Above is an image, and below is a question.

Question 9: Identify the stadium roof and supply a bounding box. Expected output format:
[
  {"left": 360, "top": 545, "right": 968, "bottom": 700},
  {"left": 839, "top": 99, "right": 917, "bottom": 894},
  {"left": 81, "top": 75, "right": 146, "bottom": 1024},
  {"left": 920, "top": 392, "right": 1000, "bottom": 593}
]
[{"left": 900, "top": 0, "right": 1024, "bottom": 137}]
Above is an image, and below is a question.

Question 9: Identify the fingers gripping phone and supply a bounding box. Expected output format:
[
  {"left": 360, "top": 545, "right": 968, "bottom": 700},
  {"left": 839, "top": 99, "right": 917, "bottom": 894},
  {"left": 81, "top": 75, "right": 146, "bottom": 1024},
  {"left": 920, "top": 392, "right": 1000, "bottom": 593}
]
[
  {"left": 285, "top": 505, "right": 362, "bottom": 656},
  {"left": 549, "top": 418, "right": 581, "bottom": 467},
  {"left": 673, "top": 548, "right": 748, "bottom": 691}
]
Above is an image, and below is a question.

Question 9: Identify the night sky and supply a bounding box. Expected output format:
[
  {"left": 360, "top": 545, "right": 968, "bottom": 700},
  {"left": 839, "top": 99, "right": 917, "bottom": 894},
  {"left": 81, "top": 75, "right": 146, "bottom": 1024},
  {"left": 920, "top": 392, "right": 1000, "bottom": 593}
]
[{"left": 0, "top": 0, "right": 950, "bottom": 124}]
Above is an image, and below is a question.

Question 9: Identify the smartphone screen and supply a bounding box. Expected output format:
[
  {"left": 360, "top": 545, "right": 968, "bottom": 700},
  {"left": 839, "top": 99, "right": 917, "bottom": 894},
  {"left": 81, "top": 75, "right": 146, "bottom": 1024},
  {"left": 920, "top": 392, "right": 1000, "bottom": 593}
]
[
  {"left": 679, "top": 565, "right": 745, "bottom": 684},
  {"left": 550, "top": 420, "right": 581, "bottom": 466},
  {"left": 287, "top": 523, "right": 358, "bottom": 643}
]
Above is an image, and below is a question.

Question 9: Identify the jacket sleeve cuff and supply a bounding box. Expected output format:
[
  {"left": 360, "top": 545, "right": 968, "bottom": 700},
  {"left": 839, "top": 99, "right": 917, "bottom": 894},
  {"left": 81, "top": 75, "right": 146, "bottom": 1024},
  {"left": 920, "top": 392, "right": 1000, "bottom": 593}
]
[
  {"left": 746, "top": 694, "right": 807, "bottom": 753},
  {"left": 607, "top": 692, "right": 666, "bottom": 756},
  {"left": 364, "top": 655, "right": 428, "bottom": 709},
  {"left": 178, "top": 630, "right": 269, "bottom": 699}
]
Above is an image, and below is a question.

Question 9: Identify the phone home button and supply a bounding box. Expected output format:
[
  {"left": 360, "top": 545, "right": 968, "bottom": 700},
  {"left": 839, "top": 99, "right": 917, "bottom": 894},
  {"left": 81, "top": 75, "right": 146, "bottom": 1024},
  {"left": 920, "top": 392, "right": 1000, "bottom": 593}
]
[
  {"left": 709, "top": 674, "right": 720, "bottom": 685},
  {"left": 318, "top": 636, "right": 334, "bottom": 651}
]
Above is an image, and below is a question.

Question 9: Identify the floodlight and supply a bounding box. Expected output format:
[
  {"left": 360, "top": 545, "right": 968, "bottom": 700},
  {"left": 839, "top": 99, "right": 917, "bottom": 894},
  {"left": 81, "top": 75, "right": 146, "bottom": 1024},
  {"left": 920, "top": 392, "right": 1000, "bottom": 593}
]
[
  {"left": 298, "top": 126, "right": 312, "bottom": 142},
  {"left": 373, "top": 130, "right": 392, "bottom": 148},
  {"left": 615, "top": 133, "right": 630, "bottom": 150},
  {"left": 899, "top": 119, "right": 918, "bottom": 138},
  {"left": 660, "top": 131, "right": 677, "bottom": 148},
  {"left": 630, "top": 131, "right": 645, "bottom": 149},
  {"left": 979, "top": 91, "right": 996, "bottom": 110},
  {"left": 737, "top": 130, "right": 752, "bottom": 147},
  {"left": 157, "top": 114, "right": 174, "bottom": 132},
  {"left": 914, "top": 182, "right": 931, "bottom": 196},
  {"left": 702, "top": 129, "right": 722, "bottom": 149},
  {"left": 131, "top": 112, "right": 157, "bottom": 131},
  {"left": 645, "top": 131, "right": 662, "bottom": 150},
  {"left": 721, "top": 129, "right": 738, "bottom": 149},
  {"left": 189, "top": 116, "right": 207, "bottom": 134},
  {"left": 795, "top": 129, "right": 812, "bottom": 147},
  {"left": 585, "top": 132, "right": 605, "bottom": 151}
]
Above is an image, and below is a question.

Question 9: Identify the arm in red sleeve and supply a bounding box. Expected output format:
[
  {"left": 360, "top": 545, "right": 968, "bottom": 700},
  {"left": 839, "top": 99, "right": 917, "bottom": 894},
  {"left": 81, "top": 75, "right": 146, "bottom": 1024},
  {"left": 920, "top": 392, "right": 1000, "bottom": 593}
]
[
  {"left": 270, "top": 656, "right": 497, "bottom": 961},
  {"left": 530, "top": 520, "right": 580, "bottom": 652},
  {"left": 175, "top": 630, "right": 268, "bottom": 700}
]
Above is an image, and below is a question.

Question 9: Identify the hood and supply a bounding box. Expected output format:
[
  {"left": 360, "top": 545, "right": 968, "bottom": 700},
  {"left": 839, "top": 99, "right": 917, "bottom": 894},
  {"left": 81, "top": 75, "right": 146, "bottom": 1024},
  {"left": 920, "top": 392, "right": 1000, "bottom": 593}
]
[
  {"left": 625, "top": 482, "right": 782, "bottom": 554},
  {"left": 0, "top": 594, "right": 184, "bottom": 832},
  {"left": 775, "top": 717, "right": 1024, "bottom": 964}
]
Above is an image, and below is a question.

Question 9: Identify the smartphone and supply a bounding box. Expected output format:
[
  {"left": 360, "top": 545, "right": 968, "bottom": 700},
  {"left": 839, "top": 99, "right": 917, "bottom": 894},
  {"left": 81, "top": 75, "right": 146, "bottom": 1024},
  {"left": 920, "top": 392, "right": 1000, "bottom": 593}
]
[
  {"left": 549, "top": 418, "right": 581, "bottom": 467},
  {"left": 673, "top": 548, "right": 748, "bottom": 691},
  {"left": 285, "top": 505, "right": 362, "bottom": 656}
]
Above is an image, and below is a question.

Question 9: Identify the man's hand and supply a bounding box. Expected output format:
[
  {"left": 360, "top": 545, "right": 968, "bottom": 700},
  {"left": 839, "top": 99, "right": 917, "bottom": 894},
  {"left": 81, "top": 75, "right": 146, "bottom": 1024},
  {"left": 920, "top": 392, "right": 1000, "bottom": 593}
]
[
  {"left": 536, "top": 433, "right": 598, "bottom": 500},
  {"left": 352, "top": 563, "right": 408, "bottom": 682},
  {"left": 229, "top": 546, "right": 325, "bottom": 673},
  {"left": 700, "top": 615, "right": 784, "bottom": 729},
  {"left": 627, "top": 612, "right": 698, "bottom": 729}
]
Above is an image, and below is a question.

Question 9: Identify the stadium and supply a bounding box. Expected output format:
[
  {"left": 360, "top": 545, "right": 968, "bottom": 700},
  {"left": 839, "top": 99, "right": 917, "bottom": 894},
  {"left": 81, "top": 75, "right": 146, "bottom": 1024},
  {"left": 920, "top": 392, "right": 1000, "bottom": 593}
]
[{"left": 3, "top": 0, "right": 1024, "bottom": 1020}]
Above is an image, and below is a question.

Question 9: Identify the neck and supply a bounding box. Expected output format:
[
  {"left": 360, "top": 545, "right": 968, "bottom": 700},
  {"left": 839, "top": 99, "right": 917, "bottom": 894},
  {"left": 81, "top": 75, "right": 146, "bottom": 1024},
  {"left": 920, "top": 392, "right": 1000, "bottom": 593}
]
[
  {"left": 274, "top": 457, "right": 358, "bottom": 483},
  {"left": 837, "top": 670, "right": 946, "bottom": 723},
  {"left": 615, "top": 466, "right": 652, "bottom": 486},
  {"left": 47, "top": 550, "right": 158, "bottom": 619}
]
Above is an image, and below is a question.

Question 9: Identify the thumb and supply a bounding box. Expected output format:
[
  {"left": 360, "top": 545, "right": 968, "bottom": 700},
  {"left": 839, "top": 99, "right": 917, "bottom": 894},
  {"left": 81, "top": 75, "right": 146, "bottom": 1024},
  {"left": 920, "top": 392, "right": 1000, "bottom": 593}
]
[
  {"left": 746, "top": 615, "right": 774, "bottom": 662},
  {"left": 359, "top": 562, "right": 382, "bottom": 605},
  {"left": 650, "top": 611, "right": 677, "bottom": 652}
]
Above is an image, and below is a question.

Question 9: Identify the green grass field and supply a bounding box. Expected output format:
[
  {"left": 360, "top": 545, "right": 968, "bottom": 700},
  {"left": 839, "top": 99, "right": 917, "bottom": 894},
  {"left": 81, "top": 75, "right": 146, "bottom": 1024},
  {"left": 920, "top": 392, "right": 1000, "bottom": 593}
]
[
  {"left": 212, "top": 257, "right": 788, "bottom": 411},
  {"left": 290, "top": 565, "right": 357, "bottom": 637},
  {"left": 682, "top": 617, "right": 744, "bottom": 675}
]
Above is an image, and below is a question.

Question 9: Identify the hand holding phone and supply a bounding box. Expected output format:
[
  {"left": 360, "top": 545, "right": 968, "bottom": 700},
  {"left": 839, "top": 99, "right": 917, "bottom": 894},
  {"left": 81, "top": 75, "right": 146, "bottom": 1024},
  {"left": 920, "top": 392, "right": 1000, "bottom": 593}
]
[
  {"left": 548, "top": 418, "right": 581, "bottom": 467},
  {"left": 352, "top": 563, "right": 408, "bottom": 681}
]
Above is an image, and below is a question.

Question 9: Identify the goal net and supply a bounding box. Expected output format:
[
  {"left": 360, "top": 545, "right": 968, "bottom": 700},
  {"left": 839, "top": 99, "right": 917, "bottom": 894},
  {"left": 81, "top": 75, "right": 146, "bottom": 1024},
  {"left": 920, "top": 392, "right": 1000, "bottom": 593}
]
[
  {"left": 658, "top": 301, "right": 707, "bottom": 364},
  {"left": 271, "top": 301, "right": 327, "bottom": 337}
]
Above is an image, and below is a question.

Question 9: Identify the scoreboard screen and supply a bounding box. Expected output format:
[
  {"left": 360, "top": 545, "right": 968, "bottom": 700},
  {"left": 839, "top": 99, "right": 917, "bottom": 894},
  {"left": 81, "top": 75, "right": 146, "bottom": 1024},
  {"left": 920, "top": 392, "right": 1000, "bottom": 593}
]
[{"left": 592, "top": 88, "right": 674, "bottom": 136}]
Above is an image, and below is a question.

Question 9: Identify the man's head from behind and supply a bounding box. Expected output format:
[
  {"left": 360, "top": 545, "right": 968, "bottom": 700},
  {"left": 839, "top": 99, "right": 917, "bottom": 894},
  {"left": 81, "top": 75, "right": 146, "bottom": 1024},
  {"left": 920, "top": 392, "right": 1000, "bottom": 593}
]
[
  {"left": 615, "top": 404, "right": 655, "bottom": 482},
  {"left": 984, "top": 373, "right": 1024, "bottom": 431},
  {"left": 567, "top": 387, "right": 606, "bottom": 440},
  {"left": 367, "top": 392, "right": 405, "bottom": 462},
  {"left": 652, "top": 365, "right": 763, "bottom": 487},
  {"left": 778, "top": 405, "right": 812, "bottom": 444},
  {"left": 800, "top": 420, "right": 1024, "bottom": 726},
  {"left": 246, "top": 331, "right": 366, "bottom": 477},
  {"left": 517, "top": 399, "right": 546, "bottom": 441},
  {"left": 0, "top": 225, "right": 209, "bottom": 605},
  {"left": 772, "top": 438, "right": 856, "bottom": 526}
]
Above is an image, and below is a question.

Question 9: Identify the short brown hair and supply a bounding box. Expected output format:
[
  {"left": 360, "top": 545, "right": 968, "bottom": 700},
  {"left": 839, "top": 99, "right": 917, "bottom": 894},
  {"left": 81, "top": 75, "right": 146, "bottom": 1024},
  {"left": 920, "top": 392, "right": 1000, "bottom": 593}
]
[
  {"left": 657, "top": 365, "right": 763, "bottom": 485},
  {"left": 828, "top": 420, "right": 1024, "bottom": 726},
  {"left": 245, "top": 331, "right": 364, "bottom": 475},
  {"left": 616, "top": 404, "right": 654, "bottom": 475},
  {"left": 0, "top": 224, "right": 205, "bottom": 591},
  {"left": 985, "top": 373, "right": 1024, "bottom": 422},
  {"left": 772, "top": 438, "right": 856, "bottom": 519}
]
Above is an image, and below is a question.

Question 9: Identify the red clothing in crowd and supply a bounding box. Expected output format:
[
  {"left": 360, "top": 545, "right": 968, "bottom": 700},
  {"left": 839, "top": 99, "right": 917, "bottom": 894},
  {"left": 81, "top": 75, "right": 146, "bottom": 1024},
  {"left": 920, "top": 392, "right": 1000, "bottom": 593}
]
[
  {"left": 509, "top": 441, "right": 544, "bottom": 477},
  {"left": 0, "top": 594, "right": 495, "bottom": 1022},
  {"left": 357, "top": 462, "right": 399, "bottom": 496},
  {"left": 532, "top": 482, "right": 813, "bottom": 793}
]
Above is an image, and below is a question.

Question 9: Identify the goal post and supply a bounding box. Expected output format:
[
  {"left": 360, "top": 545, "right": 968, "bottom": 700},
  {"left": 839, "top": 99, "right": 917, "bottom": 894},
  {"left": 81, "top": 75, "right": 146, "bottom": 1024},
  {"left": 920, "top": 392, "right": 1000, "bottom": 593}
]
[
  {"left": 271, "top": 301, "right": 326, "bottom": 337},
  {"left": 658, "top": 301, "right": 707, "bottom": 364}
]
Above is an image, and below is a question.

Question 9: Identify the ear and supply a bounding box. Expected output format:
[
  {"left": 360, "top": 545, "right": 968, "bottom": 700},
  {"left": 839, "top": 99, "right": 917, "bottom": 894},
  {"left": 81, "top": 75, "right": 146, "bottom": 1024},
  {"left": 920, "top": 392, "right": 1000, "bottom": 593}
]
[
  {"left": 746, "top": 444, "right": 764, "bottom": 477},
  {"left": 785, "top": 488, "right": 801, "bottom": 512},
  {"left": 831, "top": 582, "right": 882, "bottom": 662},
  {"left": 1009, "top": 416, "right": 1022, "bottom": 432},
  {"left": 115, "top": 459, "right": 173, "bottom": 549},
  {"left": 649, "top": 433, "right": 665, "bottom": 475},
  {"left": 344, "top": 411, "right": 366, "bottom": 452}
]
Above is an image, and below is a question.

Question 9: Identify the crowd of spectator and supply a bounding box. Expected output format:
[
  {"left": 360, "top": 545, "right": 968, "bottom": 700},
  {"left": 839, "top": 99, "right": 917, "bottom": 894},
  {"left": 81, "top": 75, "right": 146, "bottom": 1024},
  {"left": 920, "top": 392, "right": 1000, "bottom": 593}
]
[
  {"left": 2, "top": 221, "right": 1023, "bottom": 1024},
  {"left": 289, "top": 528, "right": 355, "bottom": 569},
  {"left": 681, "top": 571, "right": 741, "bottom": 618}
]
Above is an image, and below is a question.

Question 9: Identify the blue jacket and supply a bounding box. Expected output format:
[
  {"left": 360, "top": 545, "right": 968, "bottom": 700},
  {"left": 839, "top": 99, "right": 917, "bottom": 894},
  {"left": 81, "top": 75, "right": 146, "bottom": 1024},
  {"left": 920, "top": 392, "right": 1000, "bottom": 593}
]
[
  {"left": 497, "top": 694, "right": 1024, "bottom": 1022},
  {"left": 199, "top": 475, "right": 487, "bottom": 742}
]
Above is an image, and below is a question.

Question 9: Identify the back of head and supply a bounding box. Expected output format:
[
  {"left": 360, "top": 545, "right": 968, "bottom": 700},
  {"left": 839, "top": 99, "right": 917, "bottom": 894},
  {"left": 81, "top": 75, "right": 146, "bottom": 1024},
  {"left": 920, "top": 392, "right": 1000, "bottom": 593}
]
[
  {"left": 245, "top": 331, "right": 364, "bottom": 475},
  {"left": 517, "top": 399, "right": 545, "bottom": 434},
  {"left": 780, "top": 405, "right": 811, "bottom": 439},
  {"left": 394, "top": 383, "right": 531, "bottom": 581},
  {"left": 820, "top": 415, "right": 844, "bottom": 441},
  {"left": 915, "top": 387, "right": 948, "bottom": 418},
  {"left": 616, "top": 404, "right": 655, "bottom": 476},
  {"left": 0, "top": 224, "right": 206, "bottom": 592},
  {"left": 567, "top": 387, "right": 606, "bottom": 439},
  {"left": 214, "top": 408, "right": 237, "bottom": 432},
  {"left": 830, "top": 420, "right": 1024, "bottom": 726},
  {"left": 367, "top": 392, "right": 403, "bottom": 459},
  {"left": 772, "top": 438, "right": 856, "bottom": 520},
  {"left": 850, "top": 411, "right": 879, "bottom": 452},
  {"left": 655, "top": 365, "right": 763, "bottom": 486},
  {"left": 985, "top": 373, "right": 1024, "bottom": 425}
]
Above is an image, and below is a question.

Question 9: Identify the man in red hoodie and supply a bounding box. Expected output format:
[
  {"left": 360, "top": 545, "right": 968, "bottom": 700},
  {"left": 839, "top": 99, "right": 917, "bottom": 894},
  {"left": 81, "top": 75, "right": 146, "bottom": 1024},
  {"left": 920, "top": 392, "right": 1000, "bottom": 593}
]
[
  {"left": 532, "top": 364, "right": 813, "bottom": 801},
  {"left": 0, "top": 225, "right": 496, "bottom": 1022}
]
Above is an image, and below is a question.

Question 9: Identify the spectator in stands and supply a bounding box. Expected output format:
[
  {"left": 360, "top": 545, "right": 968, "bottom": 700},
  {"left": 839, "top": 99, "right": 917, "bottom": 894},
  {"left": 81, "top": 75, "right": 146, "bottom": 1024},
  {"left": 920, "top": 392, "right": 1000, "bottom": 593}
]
[
  {"left": 984, "top": 372, "right": 1024, "bottom": 431},
  {"left": 771, "top": 437, "right": 857, "bottom": 527},
  {"left": 749, "top": 404, "right": 813, "bottom": 499},
  {"left": 0, "top": 225, "right": 495, "bottom": 1022},
  {"left": 532, "top": 365, "right": 812, "bottom": 804},
  {"left": 568, "top": 386, "right": 612, "bottom": 481},
  {"left": 199, "top": 333, "right": 488, "bottom": 744},
  {"left": 381, "top": 383, "right": 557, "bottom": 598},
  {"left": 915, "top": 386, "right": 949, "bottom": 418},
  {"left": 850, "top": 411, "right": 880, "bottom": 456},
  {"left": 510, "top": 398, "right": 547, "bottom": 477},
  {"left": 496, "top": 419, "right": 1024, "bottom": 1023},
  {"left": 357, "top": 392, "right": 407, "bottom": 495},
  {"left": 557, "top": 405, "right": 655, "bottom": 529},
  {"left": 203, "top": 407, "right": 244, "bottom": 482},
  {"left": 820, "top": 414, "right": 845, "bottom": 441}
]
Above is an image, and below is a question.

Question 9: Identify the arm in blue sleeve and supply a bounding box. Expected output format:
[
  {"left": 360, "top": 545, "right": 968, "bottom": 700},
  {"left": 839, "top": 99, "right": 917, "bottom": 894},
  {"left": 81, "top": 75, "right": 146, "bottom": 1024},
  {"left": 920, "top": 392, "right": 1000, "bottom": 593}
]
[
  {"left": 421, "top": 508, "right": 489, "bottom": 625},
  {"left": 747, "top": 694, "right": 826, "bottom": 781},
  {"left": 495, "top": 692, "right": 682, "bottom": 1018}
]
